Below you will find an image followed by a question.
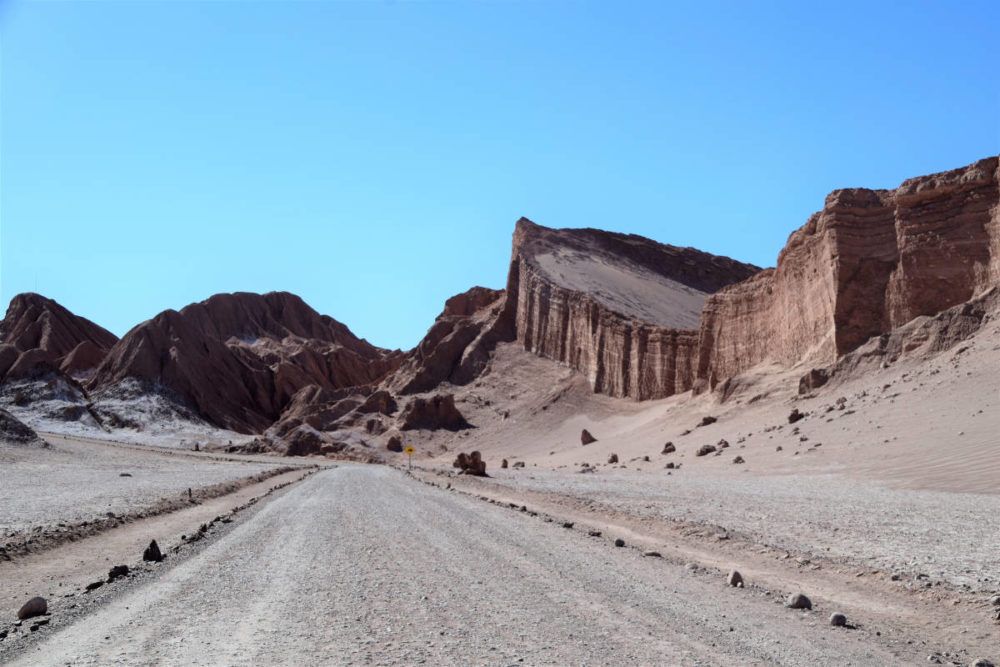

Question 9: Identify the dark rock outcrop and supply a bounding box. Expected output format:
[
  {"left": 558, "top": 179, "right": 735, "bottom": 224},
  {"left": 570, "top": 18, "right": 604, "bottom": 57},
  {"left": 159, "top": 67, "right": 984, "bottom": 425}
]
[
  {"left": 453, "top": 451, "right": 487, "bottom": 476},
  {"left": 0, "top": 408, "right": 44, "bottom": 445},
  {"left": 399, "top": 394, "right": 469, "bottom": 431}
]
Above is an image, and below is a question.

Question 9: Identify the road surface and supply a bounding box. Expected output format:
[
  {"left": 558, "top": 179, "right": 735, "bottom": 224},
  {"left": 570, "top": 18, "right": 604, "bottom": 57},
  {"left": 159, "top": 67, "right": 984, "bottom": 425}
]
[{"left": 12, "top": 466, "right": 904, "bottom": 666}]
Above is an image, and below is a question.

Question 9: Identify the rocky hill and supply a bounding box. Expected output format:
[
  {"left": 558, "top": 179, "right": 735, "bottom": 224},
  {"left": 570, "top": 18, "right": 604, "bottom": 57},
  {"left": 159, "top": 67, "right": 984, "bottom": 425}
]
[
  {"left": 89, "top": 292, "right": 404, "bottom": 433},
  {"left": 0, "top": 293, "right": 118, "bottom": 382}
]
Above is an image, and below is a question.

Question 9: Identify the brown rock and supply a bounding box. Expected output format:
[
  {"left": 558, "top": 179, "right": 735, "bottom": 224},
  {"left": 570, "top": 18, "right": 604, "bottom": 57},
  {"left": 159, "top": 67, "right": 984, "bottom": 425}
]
[
  {"left": 727, "top": 570, "right": 744, "bottom": 587},
  {"left": 0, "top": 408, "right": 44, "bottom": 445},
  {"left": 90, "top": 292, "right": 404, "bottom": 434},
  {"left": 661, "top": 442, "right": 676, "bottom": 454},
  {"left": 16, "top": 596, "right": 47, "bottom": 620},
  {"left": 580, "top": 429, "right": 597, "bottom": 445},
  {"left": 400, "top": 394, "right": 469, "bottom": 431},
  {"left": 696, "top": 444, "right": 716, "bottom": 457},
  {"left": 453, "top": 450, "right": 487, "bottom": 476},
  {"left": 386, "top": 435, "right": 403, "bottom": 453},
  {"left": 607, "top": 453, "right": 619, "bottom": 464},
  {"left": 501, "top": 458, "right": 508, "bottom": 469},
  {"left": 786, "top": 593, "right": 812, "bottom": 610}
]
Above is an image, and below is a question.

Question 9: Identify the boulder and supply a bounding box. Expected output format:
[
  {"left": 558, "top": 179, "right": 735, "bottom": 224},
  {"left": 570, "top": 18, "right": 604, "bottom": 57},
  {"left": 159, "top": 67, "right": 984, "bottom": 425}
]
[
  {"left": 788, "top": 408, "right": 805, "bottom": 424},
  {"left": 661, "top": 442, "right": 675, "bottom": 454},
  {"left": 696, "top": 444, "right": 716, "bottom": 457},
  {"left": 142, "top": 539, "right": 164, "bottom": 563},
  {"left": 829, "top": 612, "right": 847, "bottom": 627},
  {"left": 386, "top": 435, "right": 403, "bottom": 453},
  {"left": 107, "top": 565, "right": 129, "bottom": 582},
  {"left": 580, "top": 429, "right": 597, "bottom": 445},
  {"left": 501, "top": 459, "right": 508, "bottom": 469},
  {"left": 453, "top": 451, "right": 487, "bottom": 477},
  {"left": 786, "top": 593, "right": 812, "bottom": 610},
  {"left": 400, "top": 394, "right": 469, "bottom": 431},
  {"left": 607, "top": 453, "right": 619, "bottom": 464},
  {"left": 727, "top": 570, "right": 744, "bottom": 587},
  {"left": 16, "top": 596, "right": 47, "bottom": 620},
  {"left": 732, "top": 455, "right": 745, "bottom": 464}
]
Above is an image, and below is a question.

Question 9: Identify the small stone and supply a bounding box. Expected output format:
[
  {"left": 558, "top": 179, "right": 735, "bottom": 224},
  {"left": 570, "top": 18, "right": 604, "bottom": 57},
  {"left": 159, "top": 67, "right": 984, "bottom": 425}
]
[
  {"left": 107, "top": 565, "right": 129, "bottom": 582},
  {"left": 732, "top": 456, "right": 745, "bottom": 464},
  {"left": 607, "top": 453, "right": 619, "bottom": 464},
  {"left": 788, "top": 408, "right": 805, "bottom": 424},
  {"left": 143, "top": 539, "right": 164, "bottom": 563},
  {"left": 588, "top": 529, "right": 602, "bottom": 537},
  {"left": 501, "top": 459, "right": 508, "bottom": 469},
  {"left": 614, "top": 538, "right": 625, "bottom": 547},
  {"left": 727, "top": 570, "right": 744, "bottom": 588},
  {"left": 786, "top": 593, "right": 812, "bottom": 609},
  {"left": 696, "top": 444, "right": 716, "bottom": 457},
  {"left": 561, "top": 522, "right": 574, "bottom": 529},
  {"left": 661, "top": 442, "right": 676, "bottom": 454},
  {"left": 85, "top": 580, "right": 104, "bottom": 592},
  {"left": 971, "top": 660, "right": 995, "bottom": 667},
  {"left": 988, "top": 594, "right": 1000, "bottom": 606},
  {"left": 643, "top": 551, "right": 662, "bottom": 558},
  {"left": 16, "top": 596, "right": 47, "bottom": 620},
  {"left": 698, "top": 416, "right": 717, "bottom": 427},
  {"left": 119, "top": 472, "right": 132, "bottom": 477},
  {"left": 829, "top": 612, "right": 847, "bottom": 627},
  {"left": 580, "top": 429, "right": 597, "bottom": 445},
  {"left": 664, "top": 462, "right": 676, "bottom": 469},
  {"left": 512, "top": 461, "right": 525, "bottom": 468}
]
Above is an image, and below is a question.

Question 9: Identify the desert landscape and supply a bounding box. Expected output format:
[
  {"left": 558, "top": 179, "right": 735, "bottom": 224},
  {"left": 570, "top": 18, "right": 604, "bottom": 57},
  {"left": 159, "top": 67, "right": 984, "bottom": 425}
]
[{"left": 1, "top": 157, "right": 998, "bottom": 665}]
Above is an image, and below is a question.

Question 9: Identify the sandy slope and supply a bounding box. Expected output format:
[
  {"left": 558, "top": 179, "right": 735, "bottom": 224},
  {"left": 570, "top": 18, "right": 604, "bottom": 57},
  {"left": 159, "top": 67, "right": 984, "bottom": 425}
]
[{"left": 8, "top": 466, "right": 917, "bottom": 666}]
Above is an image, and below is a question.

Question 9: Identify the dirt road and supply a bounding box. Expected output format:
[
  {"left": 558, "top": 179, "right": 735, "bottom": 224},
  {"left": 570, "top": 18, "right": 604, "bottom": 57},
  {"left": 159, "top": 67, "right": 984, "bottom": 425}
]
[{"left": 10, "top": 466, "right": 916, "bottom": 666}]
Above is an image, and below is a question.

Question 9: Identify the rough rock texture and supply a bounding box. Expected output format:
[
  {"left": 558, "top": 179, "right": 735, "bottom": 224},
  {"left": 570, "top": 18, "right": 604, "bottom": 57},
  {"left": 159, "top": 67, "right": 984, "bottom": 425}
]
[
  {"left": 387, "top": 286, "right": 506, "bottom": 395},
  {"left": 399, "top": 394, "right": 469, "bottom": 431},
  {"left": 90, "top": 292, "right": 404, "bottom": 433},
  {"left": 0, "top": 407, "right": 44, "bottom": 445},
  {"left": 453, "top": 451, "right": 487, "bottom": 476},
  {"left": 698, "top": 157, "right": 1000, "bottom": 388},
  {"left": 505, "top": 219, "right": 759, "bottom": 400},
  {"left": 0, "top": 293, "right": 117, "bottom": 381}
]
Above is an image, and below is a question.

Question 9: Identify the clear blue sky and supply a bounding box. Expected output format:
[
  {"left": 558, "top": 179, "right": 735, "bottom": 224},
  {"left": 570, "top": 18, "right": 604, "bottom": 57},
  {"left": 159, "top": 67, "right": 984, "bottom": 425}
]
[{"left": 2, "top": 1, "right": 998, "bottom": 350}]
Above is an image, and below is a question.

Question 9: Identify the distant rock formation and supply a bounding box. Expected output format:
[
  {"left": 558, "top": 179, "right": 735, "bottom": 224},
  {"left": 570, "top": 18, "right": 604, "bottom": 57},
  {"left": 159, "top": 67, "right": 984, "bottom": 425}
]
[
  {"left": 0, "top": 293, "right": 117, "bottom": 381},
  {"left": 90, "top": 292, "right": 404, "bottom": 433},
  {"left": 697, "top": 156, "right": 1000, "bottom": 389}
]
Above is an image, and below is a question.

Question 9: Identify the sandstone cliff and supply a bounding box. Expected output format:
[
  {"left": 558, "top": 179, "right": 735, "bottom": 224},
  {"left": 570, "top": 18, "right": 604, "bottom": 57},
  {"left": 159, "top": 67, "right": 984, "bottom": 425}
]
[
  {"left": 698, "top": 156, "right": 1000, "bottom": 388},
  {"left": 504, "top": 219, "right": 760, "bottom": 399}
]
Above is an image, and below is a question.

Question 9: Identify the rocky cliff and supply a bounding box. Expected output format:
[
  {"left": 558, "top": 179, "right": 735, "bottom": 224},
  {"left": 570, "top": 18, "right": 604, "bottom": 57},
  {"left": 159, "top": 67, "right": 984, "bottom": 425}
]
[
  {"left": 504, "top": 219, "right": 760, "bottom": 399},
  {"left": 697, "top": 156, "right": 1000, "bottom": 388},
  {"left": 0, "top": 293, "right": 118, "bottom": 381},
  {"left": 90, "top": 292, "right": 404, "bottom": 433}
]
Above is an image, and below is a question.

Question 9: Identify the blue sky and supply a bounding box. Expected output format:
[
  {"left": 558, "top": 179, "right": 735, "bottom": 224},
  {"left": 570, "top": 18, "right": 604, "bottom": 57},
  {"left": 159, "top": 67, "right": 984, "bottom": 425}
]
[{"left": 2, "top": 1, "right": 998, "bottom": 350}]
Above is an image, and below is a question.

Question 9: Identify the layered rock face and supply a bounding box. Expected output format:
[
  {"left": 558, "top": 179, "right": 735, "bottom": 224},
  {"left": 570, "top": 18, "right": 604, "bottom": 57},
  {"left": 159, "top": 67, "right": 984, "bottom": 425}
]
[
  {"left": 505, "top": 219, "right": 760, "bottom": 399},
  {"left": 90, "top": 292, "right": 404, "bottom": 433},
  {"left": 698, "top": 156, "right": 1000, "bottom": 387},
  {"left": 0, "top": 293, "right": 118, "bottom": 381}
]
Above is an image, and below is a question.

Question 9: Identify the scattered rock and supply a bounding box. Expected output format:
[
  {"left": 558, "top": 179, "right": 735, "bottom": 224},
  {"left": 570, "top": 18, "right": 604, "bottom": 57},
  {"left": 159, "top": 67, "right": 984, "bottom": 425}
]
[
  {"left": 512, "top": 461, "right": 525, "bottom": 469},
  {"left": 385, "top": 435, "right": 403, "bottom": 453},
  {"left": 664, "top": 462, "right": 676, "bottom": 469},
  {"left": 696, "top": 444, "right": 716, "bottom": 457},
  {"left": 85, "top": 580, "right": 104, "bottom": 592},
  {"left": 119, "top": 472, "right": 132, "bottom": 477},
  {"left": 727, "top": 570, "right": 744, "bottom": 588},
  {"left": 580, "top": 429, "right": 597, "bottom": 445},
  {"left": 732, "top": 456, "right": 745, "bottom": 464},
  {"left": 643, "top": 550, "right": 662, "bottom": 558},
  {"left": 717, "top": 439, "right": 730, "bottom": 449},
  {"left": 971, "top": 659, "right": 995, "bottom": 667},
  {"left": 661, "top": 442, "right": 675, "bottom": 454},
  {"left": 16, "top": 596, "right": 47, "bottom": 620},
  {"left": 788, "top": 408, "right": 805, "bottom": 424},
  {"left": 614, "top": 538, "right": 625, "bottom": 547},
  {"left": 107, "top": 565, "right": 129, "bottom": 582},
  {"left": 29, "top": 618, "right": 50, "bottom": 632},
  {"left": 142, "top": 539, "right": 164, "bottom": 563},
  {"left": 829, "top": 612, "right": 847, "bottom": 627},
  {"left": 501, "top": 458, "right": 508, "bottom": 469},
  {"left": 607, "top": 453, "right": 619, "bottom": 464},
  {"left": 698, "top": 416, "right": 717, "bottom": 427},
  {"left": 562, "top": 522, "right": 574, "bottom": 529},
  {"left": 453, "top": 451, "right": 487, "bottom": 476},
  {"left": 588, "top": 529, "right": 602, "bottom": 537},
  {"left": 786, "top": 593, "right": 812, "bottom": 610}
]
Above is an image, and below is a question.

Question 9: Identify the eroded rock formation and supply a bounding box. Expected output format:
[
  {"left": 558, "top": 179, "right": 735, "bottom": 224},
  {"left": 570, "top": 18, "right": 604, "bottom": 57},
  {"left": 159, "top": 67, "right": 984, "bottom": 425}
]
[
  {"left": 90, "top": 292, "right": 404, "bottom": 433},
  {"left": 0, "top": 293, "right": 118, "bottom": 381},
  {"left": 503, "top": 218, "right": 759, "bottom": 399},
  {"left": 698, "top": 157, "right": 1000, "bottom": 388}
]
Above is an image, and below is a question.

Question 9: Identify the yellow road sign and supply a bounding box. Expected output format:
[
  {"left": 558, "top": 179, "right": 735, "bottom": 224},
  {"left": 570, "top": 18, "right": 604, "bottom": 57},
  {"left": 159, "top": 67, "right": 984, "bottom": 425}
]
[{"left": 404, "top": 446, "right": 415, "bottom": 455}]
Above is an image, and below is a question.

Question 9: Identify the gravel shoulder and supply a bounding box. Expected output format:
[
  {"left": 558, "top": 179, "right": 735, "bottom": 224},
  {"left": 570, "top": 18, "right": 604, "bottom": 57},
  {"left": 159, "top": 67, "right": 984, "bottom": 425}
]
[{"left": 7, "top": 465, "right": 931, "bottom": 666}]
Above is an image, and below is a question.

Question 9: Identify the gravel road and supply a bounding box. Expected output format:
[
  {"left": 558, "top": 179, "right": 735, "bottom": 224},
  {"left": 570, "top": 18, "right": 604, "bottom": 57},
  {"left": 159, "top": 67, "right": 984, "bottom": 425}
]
[{"left": 11, "top": 466, "right": 908, "bottom": 666}]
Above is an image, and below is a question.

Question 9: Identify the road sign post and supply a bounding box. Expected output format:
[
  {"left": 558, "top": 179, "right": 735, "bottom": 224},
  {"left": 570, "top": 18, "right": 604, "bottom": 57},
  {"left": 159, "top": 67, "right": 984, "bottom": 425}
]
[{"left": 404, "top": 445, "right": 415, "bottom": 470}]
